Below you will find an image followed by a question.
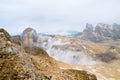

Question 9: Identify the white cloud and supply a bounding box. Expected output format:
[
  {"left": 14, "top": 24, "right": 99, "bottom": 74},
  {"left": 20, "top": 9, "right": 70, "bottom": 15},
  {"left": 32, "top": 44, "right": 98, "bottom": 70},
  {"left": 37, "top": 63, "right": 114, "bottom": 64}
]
[{"left": 0, "top": 0, "right": 120, "bottom": 34}]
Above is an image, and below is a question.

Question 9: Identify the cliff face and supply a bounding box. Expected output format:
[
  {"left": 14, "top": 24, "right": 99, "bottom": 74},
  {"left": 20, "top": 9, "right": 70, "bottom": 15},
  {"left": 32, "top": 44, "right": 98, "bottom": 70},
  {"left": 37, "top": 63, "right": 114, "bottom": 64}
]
[
  {"left": 0, "top": 28, "right": 97, "bottom": 80},
  {"left": 76, "top": 23, "right": 120, "bottom": 42}
]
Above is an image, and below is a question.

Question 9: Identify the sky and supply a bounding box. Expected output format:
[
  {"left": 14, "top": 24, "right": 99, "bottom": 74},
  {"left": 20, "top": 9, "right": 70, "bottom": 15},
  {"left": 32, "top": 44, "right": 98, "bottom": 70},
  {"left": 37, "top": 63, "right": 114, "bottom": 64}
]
[{"left": 0, "top": 0, "right": 120, "bottom": 35}]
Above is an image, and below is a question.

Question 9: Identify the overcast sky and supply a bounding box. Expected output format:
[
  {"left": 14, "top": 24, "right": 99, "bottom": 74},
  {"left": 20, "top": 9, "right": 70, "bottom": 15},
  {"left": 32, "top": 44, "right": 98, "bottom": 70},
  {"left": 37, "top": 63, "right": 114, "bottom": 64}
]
[{"left": 0, "top": 0, "right": 120, "bottom": 35}]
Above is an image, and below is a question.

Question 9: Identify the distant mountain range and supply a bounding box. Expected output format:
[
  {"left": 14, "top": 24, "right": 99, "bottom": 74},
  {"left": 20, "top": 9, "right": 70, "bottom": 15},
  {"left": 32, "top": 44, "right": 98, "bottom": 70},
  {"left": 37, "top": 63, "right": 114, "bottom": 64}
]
[
  {"left": 74, "top": 23, "right": 120, "bottom": 42},
  {"left": 38, "top": 23, "right": 120, "bottom": 42}
]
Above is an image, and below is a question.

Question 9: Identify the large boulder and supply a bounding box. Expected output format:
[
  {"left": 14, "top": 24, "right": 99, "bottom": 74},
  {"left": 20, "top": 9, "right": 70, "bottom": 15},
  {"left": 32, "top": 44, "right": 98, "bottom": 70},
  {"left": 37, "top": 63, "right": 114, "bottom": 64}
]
[{"left": 22, "top": 27, "right": 38, "bottom": 47}]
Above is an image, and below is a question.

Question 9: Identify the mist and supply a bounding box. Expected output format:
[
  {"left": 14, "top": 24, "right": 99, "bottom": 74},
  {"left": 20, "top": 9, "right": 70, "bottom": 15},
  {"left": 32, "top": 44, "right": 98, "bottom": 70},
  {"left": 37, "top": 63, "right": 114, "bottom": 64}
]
[{"left": 35, "top": 35, "right": 98, "bottom": 65}]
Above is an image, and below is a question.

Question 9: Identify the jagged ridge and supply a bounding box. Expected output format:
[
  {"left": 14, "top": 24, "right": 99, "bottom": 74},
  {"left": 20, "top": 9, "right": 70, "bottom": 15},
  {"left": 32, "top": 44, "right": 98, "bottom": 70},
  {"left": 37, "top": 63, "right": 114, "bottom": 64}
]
[{"left": 76, "top": 23, "right": 120, "bottom": 42}]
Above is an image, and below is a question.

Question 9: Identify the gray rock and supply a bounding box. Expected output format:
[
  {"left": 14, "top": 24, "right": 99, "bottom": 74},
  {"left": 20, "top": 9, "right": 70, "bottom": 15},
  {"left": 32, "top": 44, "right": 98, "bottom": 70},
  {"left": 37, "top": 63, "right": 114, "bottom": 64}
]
[{"left": 76, "top": 23, "right": 120, "bottom": 42}]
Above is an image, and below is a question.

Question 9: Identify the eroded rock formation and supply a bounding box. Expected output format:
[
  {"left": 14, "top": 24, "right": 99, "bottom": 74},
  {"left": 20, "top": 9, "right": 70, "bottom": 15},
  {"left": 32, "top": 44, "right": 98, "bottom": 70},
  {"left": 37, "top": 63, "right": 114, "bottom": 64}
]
[
  {"left": 22, "top": 27, "right": 38, "bottom": 47},
  {"left": 76, "top": 23, "right": 120, "bottom": 42}
]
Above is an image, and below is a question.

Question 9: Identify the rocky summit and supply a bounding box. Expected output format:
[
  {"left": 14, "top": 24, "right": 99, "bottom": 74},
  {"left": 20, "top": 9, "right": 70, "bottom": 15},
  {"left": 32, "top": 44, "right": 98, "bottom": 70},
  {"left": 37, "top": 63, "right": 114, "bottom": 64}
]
[
  {"left": 76, "top": 23, "right": 120, "bottom": 42},
  {"left": 0, "top": 28, "right": 97, "bottom": 80}
]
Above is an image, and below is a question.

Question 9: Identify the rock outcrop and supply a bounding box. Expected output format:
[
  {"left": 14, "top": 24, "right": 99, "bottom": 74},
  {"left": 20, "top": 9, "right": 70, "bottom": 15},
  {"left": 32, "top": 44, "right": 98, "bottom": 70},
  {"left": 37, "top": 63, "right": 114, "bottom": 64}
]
[
  {"left": 76, "top": 23, "right": 120, "bottom": 42},
  {"left": 0, "top": 28, "right": 97, "bottom": 80},
  {"left": 22, "top": 27, "right": 38, "bottom": 47},
  {"left": 80, "top": 23, "right": 98, "bottom": 42}
]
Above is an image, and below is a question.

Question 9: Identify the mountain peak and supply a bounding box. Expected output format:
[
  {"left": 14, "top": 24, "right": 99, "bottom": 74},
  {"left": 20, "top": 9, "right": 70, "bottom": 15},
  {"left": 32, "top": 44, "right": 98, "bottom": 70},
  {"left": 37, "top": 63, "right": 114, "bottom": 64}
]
[{"left": 76, "top": 23, "right": 120, "bottom": 42}]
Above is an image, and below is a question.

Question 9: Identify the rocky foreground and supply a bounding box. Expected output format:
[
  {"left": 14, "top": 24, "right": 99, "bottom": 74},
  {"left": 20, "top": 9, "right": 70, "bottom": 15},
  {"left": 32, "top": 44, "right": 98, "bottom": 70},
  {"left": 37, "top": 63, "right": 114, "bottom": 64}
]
[{"left": 0, "top": 28, "right": 97, "bottom": 80}]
